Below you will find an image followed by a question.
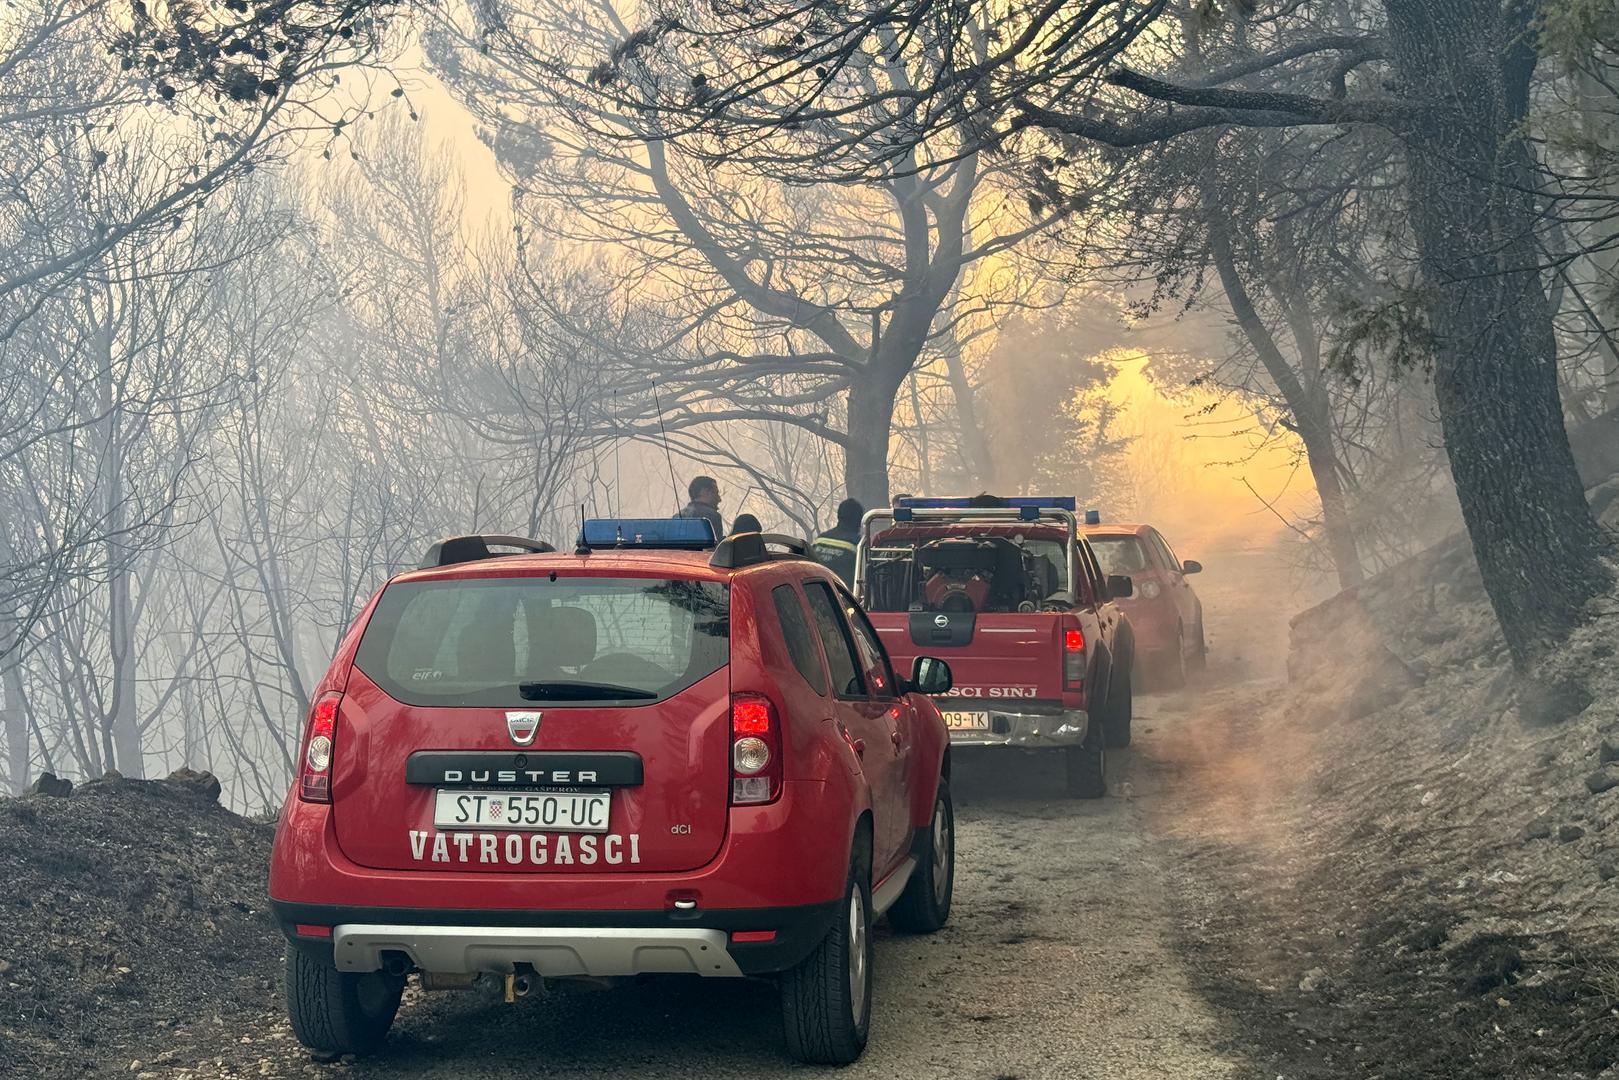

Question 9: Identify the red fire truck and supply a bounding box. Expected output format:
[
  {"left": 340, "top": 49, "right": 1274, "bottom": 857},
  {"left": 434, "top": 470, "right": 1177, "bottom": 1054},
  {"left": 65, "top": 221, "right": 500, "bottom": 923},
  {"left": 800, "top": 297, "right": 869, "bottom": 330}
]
[{"left": 854, "top": 497, "right": 1136, "bottom": 798}]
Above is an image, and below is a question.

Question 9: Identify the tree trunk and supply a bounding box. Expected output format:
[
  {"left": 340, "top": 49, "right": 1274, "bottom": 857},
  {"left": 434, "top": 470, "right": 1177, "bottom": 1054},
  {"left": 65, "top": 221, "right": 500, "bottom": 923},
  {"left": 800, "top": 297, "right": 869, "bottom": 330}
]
[
  {"left": 937, "top": 321, "right": 996, "bottom": 489},
  {"left": 1299, "top": 428, "right": 1365, "bottom": 591},
  {"left": 1, "top": 655, "right": 26, "bottom": 795},
  {"left": 99, "top": 316, "right": 143, "bottom": 779},
  {"left": 1209, "top": 225, "right": 1366, "bottom": 589},
  {"left": 106, "top": 539, "right": 143, "bottom": 779},
  {"left": 845, "top": 374, "right": 904, "bottom": 508},
  {"left": 1385, "top": 0, "right": 1613, "bottom": 667}
]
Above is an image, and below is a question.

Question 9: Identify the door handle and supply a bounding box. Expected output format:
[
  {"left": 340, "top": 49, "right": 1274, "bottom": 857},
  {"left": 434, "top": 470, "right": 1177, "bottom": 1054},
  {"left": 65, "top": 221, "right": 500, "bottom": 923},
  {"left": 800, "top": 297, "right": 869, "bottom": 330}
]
[
  {"left": 851, "top": 739, "right": 866, "bottom": 758},
  {"left": 890, "top": 730, "right": 903, "bottom": 748}
]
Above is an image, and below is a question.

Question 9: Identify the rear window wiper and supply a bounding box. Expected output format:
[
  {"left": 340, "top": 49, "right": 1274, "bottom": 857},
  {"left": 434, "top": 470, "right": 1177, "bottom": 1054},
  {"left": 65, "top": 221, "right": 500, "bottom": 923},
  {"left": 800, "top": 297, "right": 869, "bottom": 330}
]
[{"left": 518, "top": 680, "right": 658, "bottom": 701}]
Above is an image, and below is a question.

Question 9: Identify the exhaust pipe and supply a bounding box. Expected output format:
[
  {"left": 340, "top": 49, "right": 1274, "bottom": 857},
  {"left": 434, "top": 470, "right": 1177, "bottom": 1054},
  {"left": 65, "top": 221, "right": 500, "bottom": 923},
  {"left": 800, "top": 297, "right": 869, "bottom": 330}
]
[
  {"left": 381, "top": 954, "right": 412, "bottom": 978},
  {"left": 510, "top": 973, "right": 537, "bottom": 999}
]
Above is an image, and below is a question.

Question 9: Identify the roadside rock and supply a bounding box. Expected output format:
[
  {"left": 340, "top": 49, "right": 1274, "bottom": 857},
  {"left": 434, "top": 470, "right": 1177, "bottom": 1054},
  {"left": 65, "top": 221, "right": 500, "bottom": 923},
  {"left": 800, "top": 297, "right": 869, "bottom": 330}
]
[
  {"left": 164, "top": 768, "right": 222, "bottom": 802},
  {"left": 1559, "top": 824, "right": 1587, "bottom": 843},
  {"left": 23, "top": 772, "right": 72, "bottom": 798},
  {"left": 1523, "top": 815, "right": 1554, "bottom": 840},
  {"left": 1298, "top": 966, "right": 1330, "bottom": 992},
  {"left": 1586, "top": 768, "right": 1619, "bottom": 795},
  {"left": 1602, "top": 737, "right": 1619, "bottom": 765}
]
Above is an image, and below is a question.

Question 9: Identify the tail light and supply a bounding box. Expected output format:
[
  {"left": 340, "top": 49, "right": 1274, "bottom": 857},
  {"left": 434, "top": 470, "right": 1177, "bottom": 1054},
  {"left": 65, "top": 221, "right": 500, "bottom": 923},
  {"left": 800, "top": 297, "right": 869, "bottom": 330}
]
[
  {"left": 299, "top": 691, "right": 342, "bottom": 803},
  {"left": 730, "top": 693, "right": 782, "bottom": 806},
  {"left": 1063, "top": 620, "right": 1085, "bottom": 691}
]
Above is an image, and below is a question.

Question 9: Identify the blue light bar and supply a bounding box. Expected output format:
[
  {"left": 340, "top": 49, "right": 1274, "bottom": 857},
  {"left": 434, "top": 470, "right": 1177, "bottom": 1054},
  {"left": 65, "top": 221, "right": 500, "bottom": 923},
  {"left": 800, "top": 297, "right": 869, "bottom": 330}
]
[
  {"left": 579, "top": 518, "right": 715, "bottom": 549},
  {"left": 893, "top": 496, "right": 1077, "bottom": 512}
]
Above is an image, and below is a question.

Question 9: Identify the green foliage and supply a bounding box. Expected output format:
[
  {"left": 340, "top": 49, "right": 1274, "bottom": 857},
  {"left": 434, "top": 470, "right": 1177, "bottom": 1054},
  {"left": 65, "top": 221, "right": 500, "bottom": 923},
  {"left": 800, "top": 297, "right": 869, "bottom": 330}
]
[
  {"left": 1326, "top": 287, "right": 1439, "bottom": 385},
  {"left": 1539, "top": 0, "right": 1619, "bottom": 71}
]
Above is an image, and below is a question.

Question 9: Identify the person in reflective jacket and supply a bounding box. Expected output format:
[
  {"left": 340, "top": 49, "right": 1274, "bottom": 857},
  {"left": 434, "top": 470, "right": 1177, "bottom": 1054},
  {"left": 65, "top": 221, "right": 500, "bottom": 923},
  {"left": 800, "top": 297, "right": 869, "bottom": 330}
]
[{"left": 811, "top": 498, "right": 864, "bottom": 585}]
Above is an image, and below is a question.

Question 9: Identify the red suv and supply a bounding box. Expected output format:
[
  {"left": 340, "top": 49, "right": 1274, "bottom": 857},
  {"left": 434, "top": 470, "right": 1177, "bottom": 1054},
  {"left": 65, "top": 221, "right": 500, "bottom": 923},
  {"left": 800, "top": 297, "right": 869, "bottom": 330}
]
[
  {"left": 1080, "top": 521, "right": 1205, "bottom": 688},
  {"left": 268, "top": 522, "right": 955, "bottom": 1065}
]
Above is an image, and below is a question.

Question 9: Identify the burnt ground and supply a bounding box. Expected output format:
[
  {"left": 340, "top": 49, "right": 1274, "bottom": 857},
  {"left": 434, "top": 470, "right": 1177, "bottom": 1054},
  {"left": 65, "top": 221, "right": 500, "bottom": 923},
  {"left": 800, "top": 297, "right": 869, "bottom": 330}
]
[
  {"left": 0, "top": 775, "right": 282, "bottom": 1078},
  {"left": 1145, "top": 682, "right": 1619, "bottom": 1080}
]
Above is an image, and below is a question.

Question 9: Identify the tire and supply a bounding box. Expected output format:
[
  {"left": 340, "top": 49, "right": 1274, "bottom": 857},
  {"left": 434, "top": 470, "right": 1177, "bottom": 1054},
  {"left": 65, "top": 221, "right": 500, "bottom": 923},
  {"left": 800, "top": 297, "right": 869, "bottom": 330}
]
[
  {"left": 1103, "top": 663, "right": 1133, "bottom": 749},
  {"left": 781, "top": 845, "right": 873, "bottom": 1065},
  {"left": 285, "top": 948, "right": 403, "bottom": 1056},
  {"left": 888, "top": 778, "right": 954, "bottom": 934},
  {"left": 1188, "top": 620, "right": 1208, "bottom": 672},
  {"left": 1064, "top": 737, "right": 1107, "bottom": 799},
  {"left": 1158, "top": 632, "right": 1187, "bottom": 690}
]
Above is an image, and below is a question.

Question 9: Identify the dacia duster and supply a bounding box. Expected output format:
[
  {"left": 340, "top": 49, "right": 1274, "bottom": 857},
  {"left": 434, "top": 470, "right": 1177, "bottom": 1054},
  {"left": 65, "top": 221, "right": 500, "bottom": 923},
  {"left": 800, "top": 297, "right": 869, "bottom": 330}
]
[{"left": 268, "top": 521, "right": 956, "bottom": 1065}]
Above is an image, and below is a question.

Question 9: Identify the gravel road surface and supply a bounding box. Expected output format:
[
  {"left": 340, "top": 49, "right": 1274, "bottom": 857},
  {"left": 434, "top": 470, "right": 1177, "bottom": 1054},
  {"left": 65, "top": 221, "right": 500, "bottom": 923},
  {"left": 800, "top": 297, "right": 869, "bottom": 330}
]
[{"left": 208, "top": 696, "right": 1251, "bottom": 1080}]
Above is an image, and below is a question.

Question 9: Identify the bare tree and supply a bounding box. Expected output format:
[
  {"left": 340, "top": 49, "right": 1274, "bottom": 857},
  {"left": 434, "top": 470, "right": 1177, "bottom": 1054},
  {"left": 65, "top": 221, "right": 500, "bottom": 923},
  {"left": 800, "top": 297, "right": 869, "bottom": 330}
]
[{"left": 420, "top": 0, "right": 1086, "bottom": 506}]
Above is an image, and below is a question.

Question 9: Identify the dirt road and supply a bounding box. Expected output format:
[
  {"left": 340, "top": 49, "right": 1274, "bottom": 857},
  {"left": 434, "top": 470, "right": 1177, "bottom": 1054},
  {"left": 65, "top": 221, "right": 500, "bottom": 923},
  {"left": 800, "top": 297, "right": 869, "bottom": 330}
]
[{"left": 194, "top": 695, "right": 1255, "bottom": 1080}]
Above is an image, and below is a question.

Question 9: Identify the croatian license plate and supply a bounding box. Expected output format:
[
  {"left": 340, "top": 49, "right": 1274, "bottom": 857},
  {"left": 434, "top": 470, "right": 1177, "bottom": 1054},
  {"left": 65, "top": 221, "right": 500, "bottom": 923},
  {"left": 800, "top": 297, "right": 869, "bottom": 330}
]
[
  {"left": 433, "top": 789, "right": 610, "bottom": 832},
  {"left": 942, "top": 711, "right": 991, "bottom": 732}
]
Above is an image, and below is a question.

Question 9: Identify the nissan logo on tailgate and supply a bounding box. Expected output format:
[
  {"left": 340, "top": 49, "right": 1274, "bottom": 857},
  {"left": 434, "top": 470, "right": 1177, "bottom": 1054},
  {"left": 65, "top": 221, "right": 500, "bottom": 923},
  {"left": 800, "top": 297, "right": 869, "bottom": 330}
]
[
  {"left": 506, "top": 711, "right": 541, "bottom": 745},
  {"left": 934, "top": 614, "right": 950, "bottom": 628}
]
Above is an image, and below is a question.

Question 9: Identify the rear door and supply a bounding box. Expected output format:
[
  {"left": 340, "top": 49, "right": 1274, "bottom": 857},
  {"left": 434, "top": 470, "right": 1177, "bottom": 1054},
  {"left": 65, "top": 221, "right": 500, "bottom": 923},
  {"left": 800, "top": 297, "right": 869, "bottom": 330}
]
[
  {"left": 331, "top": 572, "right": 732, "bottom": 874},
  {"left": 838, "top": 587, "right": 913, "bottom": 872},
  {"left": 800, "top": 579, "right": 906, "bottom": 875}
]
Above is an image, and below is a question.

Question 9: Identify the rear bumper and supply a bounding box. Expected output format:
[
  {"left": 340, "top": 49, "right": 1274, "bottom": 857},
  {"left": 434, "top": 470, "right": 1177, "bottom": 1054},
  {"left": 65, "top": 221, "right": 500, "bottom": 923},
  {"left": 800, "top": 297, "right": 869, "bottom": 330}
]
[
  {"left": 274, "top": 899, "right": 839, "bottom": 977},
  {"left": 946, "top": 708, "right": 1089, "bottom": 748}
]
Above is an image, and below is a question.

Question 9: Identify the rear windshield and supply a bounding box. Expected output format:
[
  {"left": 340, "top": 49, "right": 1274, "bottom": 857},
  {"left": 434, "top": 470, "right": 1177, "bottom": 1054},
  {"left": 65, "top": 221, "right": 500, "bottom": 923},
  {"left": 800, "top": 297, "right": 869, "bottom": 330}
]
[
  {"left": 1089, "top": 536, "right": 1151, "bottom": 575},
  {"left": 354, "top": 576, "right": 730, "bottom": 708},
  {"left": 864, "top": 531, "right": 1072, "bottom": 613}
]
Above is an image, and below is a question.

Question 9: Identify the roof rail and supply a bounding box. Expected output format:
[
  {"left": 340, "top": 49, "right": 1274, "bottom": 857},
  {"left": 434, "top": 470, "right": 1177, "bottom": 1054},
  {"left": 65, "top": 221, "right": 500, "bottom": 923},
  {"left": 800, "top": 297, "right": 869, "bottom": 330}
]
[
  {"left": 710, "top": 532, "right": 809, "bottom": 570},
  {"left": 421, "top": 534, "right": 555, "bottom": 569}
]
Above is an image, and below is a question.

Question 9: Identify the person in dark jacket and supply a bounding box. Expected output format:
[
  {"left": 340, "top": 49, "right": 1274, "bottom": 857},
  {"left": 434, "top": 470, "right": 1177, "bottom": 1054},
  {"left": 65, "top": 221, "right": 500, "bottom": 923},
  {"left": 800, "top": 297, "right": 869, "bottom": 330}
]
[
  {"left": 731, "top": 512, "right": 763, "bottom": 535},
  {"left": 811, "top": 498, "right": 864, "bottom": 585},
  {"left": 675, "top": 475, "right": 724, "bottom": 541}
]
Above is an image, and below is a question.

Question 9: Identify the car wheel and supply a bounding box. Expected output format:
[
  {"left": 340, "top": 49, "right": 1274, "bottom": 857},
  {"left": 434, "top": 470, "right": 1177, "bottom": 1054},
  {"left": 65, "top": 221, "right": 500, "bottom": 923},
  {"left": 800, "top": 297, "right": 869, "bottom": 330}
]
[
  {"left": 1158, "top": 632, "right": 1187, "bottom": 690},
  {"left": 1064, "top": 737, "right": 1107, "bottom": 799},
  {"left": 781, "top": 844, "right": 873, "bottom": 1064},
  {"left": 1189, "top": 620, "right": 1208, "bottom": 671},
  {"left": 285, "top": 948, "right": 403, "bottom": 1056},
  {"left": 888, "top": 777, "right": 954, "bottom": 934},
  {"left": 1103, "top": 663, "right": 1133, "bottom": 749}
]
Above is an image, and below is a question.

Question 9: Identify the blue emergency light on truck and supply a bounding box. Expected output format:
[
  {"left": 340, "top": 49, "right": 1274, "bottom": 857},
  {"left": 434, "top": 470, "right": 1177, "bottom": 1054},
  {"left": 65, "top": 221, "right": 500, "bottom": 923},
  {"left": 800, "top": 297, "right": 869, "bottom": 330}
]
[
  {"left": 894, "top": 496, "right": 1078, "bottom": 511},
  {"left": 892, "top": 496, "right": 1079, "bottom": 522}
]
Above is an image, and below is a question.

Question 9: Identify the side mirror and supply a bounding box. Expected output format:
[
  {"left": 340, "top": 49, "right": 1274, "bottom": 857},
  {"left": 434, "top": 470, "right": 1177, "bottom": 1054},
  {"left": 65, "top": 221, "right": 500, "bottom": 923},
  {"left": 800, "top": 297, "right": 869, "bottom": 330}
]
[
  {"left": 910, "top": 656, "right": 953, "bottom": 696},
  {"left": 1181, "top": 560, "right": 1202, "bottom": 575},
  {"left": 1107, "top": 574, "right": 1134, "bottom": 599}
]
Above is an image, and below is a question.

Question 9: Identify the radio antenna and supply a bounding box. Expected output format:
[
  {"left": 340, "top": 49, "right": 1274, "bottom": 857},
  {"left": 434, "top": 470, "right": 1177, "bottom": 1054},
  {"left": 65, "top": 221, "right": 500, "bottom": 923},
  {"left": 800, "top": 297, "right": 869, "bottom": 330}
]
[
  {"left": 574, "top": 502, "right": 591, "bottom": 556},
  {"left": 650, "top": 378, "right": 681, "bottom": 511}
]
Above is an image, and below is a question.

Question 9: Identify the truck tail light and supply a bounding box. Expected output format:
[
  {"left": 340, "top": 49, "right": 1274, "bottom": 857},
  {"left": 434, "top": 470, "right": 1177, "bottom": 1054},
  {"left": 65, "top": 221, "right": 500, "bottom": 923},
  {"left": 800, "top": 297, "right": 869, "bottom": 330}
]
[
  {"left": 299, "top": 691, "right": 342, "bottom": 803},
  {"left": 730, "top": 693, "right": 782, "bottom": 806},
  {"left": 1063, "top": 620, "right": 1085, "bottom": 691}
]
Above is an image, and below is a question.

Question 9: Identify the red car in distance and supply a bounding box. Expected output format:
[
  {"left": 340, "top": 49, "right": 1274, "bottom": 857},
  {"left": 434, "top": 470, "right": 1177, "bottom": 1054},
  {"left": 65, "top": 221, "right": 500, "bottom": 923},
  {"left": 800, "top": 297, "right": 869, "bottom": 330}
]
[
  {"left": 268, "top": 521, "right": 956, "bottom": 1065},
  {"left": 1080, "top": 521, "right": 1205, "bottom": 688}
]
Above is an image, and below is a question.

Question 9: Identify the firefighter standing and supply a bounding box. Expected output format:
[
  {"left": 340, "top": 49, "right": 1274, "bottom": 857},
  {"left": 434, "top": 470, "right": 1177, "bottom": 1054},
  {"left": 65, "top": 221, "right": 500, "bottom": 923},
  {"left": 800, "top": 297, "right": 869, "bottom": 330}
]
[{"left": 811, "top": 498, "right": 864, "bottom": 585}]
